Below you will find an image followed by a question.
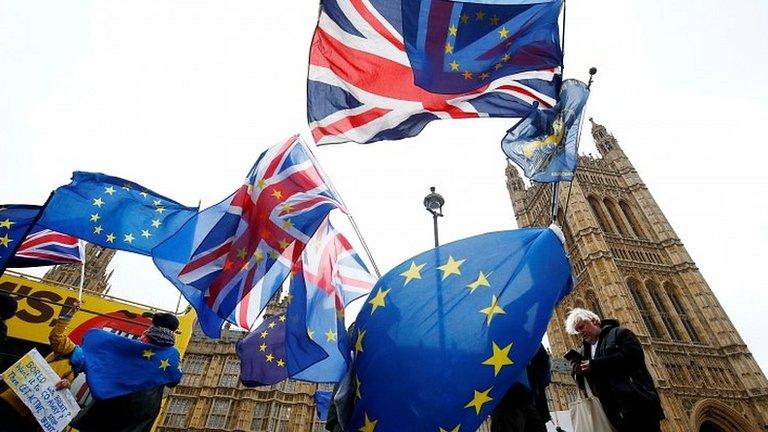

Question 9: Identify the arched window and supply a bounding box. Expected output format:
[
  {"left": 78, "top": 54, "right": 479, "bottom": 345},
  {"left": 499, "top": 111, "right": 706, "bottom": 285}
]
[
  {"left": 665, "top": 282, "right": 701, "bottom": 343},
  {"left": 646, "top": 280, "right": 681, "bottom": 341},
  {"left": 627, "top": 278, "right": 661, "bottom": 338},
  {"left": 618, "top": 200, "right": 646, "bottom": 239},
  {"left": 585, "top": 290, "right": 605, "bottom": 319},
  {"left": 603, "top": 198, "right": 630, "bottom": 237},
  {"left": 587, "top": 196, "right": 613, "bottom": 234}
]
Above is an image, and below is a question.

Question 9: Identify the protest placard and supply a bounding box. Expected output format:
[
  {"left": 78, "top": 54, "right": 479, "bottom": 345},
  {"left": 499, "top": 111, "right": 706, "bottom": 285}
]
[{"left": 1, "top": 348, "right": 80, "bottom": 432}]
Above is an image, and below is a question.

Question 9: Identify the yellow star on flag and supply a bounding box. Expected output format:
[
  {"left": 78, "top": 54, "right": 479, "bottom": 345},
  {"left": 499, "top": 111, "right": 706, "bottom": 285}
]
[
  {"left": 475, "top": 10, "right": 485, "bottom": 21},
  {"left": 359, "top": 413, "right": 377, "bottom": 432},
  {"left": 467, "top": 272, "right": 491, "bottom": 293},
  {"left": 462, "top": 71, "right": 473, "bottom": 80},
  {"left": 281, "top": 219, "right": 293, "bottom": 231},
  {"left": 90, "top": 213, "right": 100, "bottom": 222},
  {"left": 253, "top": 249, "right": 264, "bottom": 263},
  {"left": 278, "top": 238, "right": 291, "bottom": 250},
  {"left": 448, "top": 25, "right": 458, "bottom": 36},
  {"left": 464, "top": 387, "right": 493, "bottom": 415},
  {"left": 155, "top": 207, "right": 166, "bottom": 214},
  {"left": 284, "top": 292, "right": 293, "bottom": 304},
  {"left": 480, "top": 295, "right": 506, "bottom": 325},
  {"left": 142, "top": 349, "right": 155, "bottom": 360},
  {"left": 0, "top": 219, "right": 13, "bottom": 229},
  {"left": 0, "top": 234, "right": 12, "bottom": 248},
  {"left": 139, "top": 191, "right": 149, "bottom": 198},
  {"left": 480, "top": 72, "right": 490, "bottom": 80},
  {"left": 498, "top": 27, "right": 509, "bottom": 39},
  {"left": 123, "top": 233, "right": 135, "bottom": 244},
  {"left": 355, "top": 329, "right": 365, "bottom": 353},
  {"left": 141, "top": 229, "right": 151, "bottom": 239},
  {"left": 355, "top": 375, "right": 362, "bottom": 399},
  {"left": 92, "top": 197, "right": 104, "bottom": 207},
  {"left": 482, "top": 342, "right": 514, "bottom": 376},
  {"left": 280, "top": 203, "right": 293, "bottom": 213},
  {"left": 159, "top": 359, "right": 171, "bottom": 371},
  {"left": 400, "top": 261, "right": 425, "bottom": 286},
  {"left": 256, "top": 178, "right": 266, "bottom": 189},
  {"left": 271, "top": 189, "right": 283, "bottom": 200},
  {"left": 279, "top": 315, "right": 286, "bottom": 322},
  {"left": 459, "top": 13, "right": 470, "bottom": 24},
  {"left": 502, "top": 53, "right": 511, "bottom": 62},
  {"left": 367, "top": 288, "right": 391, "bottom": 314},
  {"left": 265, "top": 353, "right": 274, "bottom": 363},
  {"left": 444, "top": 43, "right": 454, "bottom": 54},
  {"left": 93, "top": 226, "right": 103, "bottom": 234},
  {"left": 449, "top": 60, "right": 460, "bottom": 71},
  {"left": 489, "top": 15, "right": 500, "bottom": 26},
  {"left": 104, "top": 186, "right": 116, "bottom": 195},
  {"left": 237, "top": 248, "right": 248, "bottom": 260},
  {"left": 277, "top": 359, "right": 285, "bottom": 367},
  {"left": 122, "top": 183, "right": 132, "bottom": 191},
  {"left": 260, "top": 331, "right": 269, "bottom": 339},
  {"left": 269, "top": 250, "right": 279, "bottom": 260},
  {"left": 325, "top": 329, "right": 337, "bottom": 342},
  {"left": 307, "top": 328, "right": 315, "bottom": 340},
  {"left": 437, "top": 256, "right": 465, "bottom": 280},
  {"left": 106, "top": 233, "right": 116, "bottom": 243},
  {"left": 153, "top": 199, "right": 162, "bottom": 206},
  {"left": 151, "top": 219, "right": 162, "bottom": 228},
  {"left": 259, "top": 343, "right": 267, "bottom": 352},
  {"left": 439, "top": 426, "right": 461, "bottom": 432},
  {"left": 268, "top": 321, "right": 276, "bottom": 329}
]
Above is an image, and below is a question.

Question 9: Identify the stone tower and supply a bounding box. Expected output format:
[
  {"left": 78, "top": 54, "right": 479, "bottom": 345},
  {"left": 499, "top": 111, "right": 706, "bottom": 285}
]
[
  {"left": 506, "top": 119, "right": 768, "bottom": 432},
  {"left": 42, "top": 243, "right": 115, "bottom": 293}
]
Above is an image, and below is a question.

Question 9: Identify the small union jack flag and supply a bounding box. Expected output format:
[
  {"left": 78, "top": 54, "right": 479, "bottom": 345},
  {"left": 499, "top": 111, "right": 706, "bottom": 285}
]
[
  {"left": 9, "top": 226, "right": 84, "bottom": 268},
  {"left": 307, "top": 0, "right": 563, "bottom": 144},
  {"left": 153, "top": 135, "right": 344, "bottom": 337}
]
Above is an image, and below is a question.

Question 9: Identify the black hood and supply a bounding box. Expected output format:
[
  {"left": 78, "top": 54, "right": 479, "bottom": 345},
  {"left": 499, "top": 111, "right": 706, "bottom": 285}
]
[{"left": 600, "top": 319, "right": 620, "bottom": 330}]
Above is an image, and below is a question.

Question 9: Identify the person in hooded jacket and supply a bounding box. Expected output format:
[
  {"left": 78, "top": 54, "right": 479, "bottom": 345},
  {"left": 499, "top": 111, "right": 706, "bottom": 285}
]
[
  {"left": 71, "top": 312, "right": 181, "bottom": 432},
  {"left": 565, "top": 308, "right": 664, "bottom": 432}
]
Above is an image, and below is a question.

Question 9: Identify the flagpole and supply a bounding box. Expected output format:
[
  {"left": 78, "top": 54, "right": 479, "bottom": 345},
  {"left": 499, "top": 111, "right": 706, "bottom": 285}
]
[
  {"left": 78, "top": 255, "right": 86, "bottom": 302},
  {"left": 299, "top": 138, "right": 382, "bottom": 277}
]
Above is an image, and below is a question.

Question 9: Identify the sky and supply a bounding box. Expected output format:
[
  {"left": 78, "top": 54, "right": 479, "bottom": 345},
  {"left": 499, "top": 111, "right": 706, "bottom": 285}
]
[{"left": 2, "top": 0, "right": 767, "bottom": 370}]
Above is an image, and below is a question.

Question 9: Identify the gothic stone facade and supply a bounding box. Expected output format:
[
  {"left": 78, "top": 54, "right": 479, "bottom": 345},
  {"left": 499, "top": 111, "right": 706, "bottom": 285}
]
[
  {"left": 155, "top": 303, "right": 330, "bottom": 432},
  {"left": 43, "top": 243, "right": 115, "bottom": 294},
  {"left": 506, "top": 119, "right": 768, "bottom": 432}
]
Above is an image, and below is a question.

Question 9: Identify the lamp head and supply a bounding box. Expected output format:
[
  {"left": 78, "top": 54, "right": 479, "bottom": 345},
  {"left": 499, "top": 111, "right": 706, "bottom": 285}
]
[{"left": 423, "top": 186, "right": 445, "bottom": 216}]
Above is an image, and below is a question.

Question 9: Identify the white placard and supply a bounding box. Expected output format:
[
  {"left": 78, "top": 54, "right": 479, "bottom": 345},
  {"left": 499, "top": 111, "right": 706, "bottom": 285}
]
[{"left": 1, "top": 348, "right": 81, "bottom": 432}]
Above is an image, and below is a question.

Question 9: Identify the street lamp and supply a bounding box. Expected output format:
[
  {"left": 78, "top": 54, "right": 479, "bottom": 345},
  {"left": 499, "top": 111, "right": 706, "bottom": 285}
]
[{"left": 423, "top": 186, "right": 444, "bottom": 247}]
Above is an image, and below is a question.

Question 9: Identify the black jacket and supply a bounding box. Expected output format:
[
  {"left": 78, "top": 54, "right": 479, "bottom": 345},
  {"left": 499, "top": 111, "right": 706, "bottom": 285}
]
[
  {"left": 72, "top": 385, "right": 165, "bottom": 432},
  {"left": 576, "top": 320, "right": 664, "bottom": 427}
]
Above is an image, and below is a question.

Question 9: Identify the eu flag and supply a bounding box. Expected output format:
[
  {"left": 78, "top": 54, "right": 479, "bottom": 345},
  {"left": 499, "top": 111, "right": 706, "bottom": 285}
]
[
  {"left": 403, "top": 0, "right": 562, "bottom": 94},
  {"left": 37, "top": 172, "right": 197, "bottom": 255},
  {"left": 237, "top": 311, "right": 327, "bottom": 386},
  {"left": 347, "top": 226, "right": 572, "bottom": 431},
  {"left": 502, "top": 78, "right": 590, "bottom": 182},
  {"left": 0, "top": 205, "right": 42, "bottom": 274},
  {"left": 81, "top": 329, "right": 182, "bottom": 400}
]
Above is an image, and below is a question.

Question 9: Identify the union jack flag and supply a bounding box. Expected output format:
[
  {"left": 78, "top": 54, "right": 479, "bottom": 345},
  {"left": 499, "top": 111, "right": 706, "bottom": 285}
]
[
  {"left": 307, "top": 0, "right": 563, "bottom": 144},
  {"left": 153, "top": 135, "right": 344, "bottom": 337},
  {"left": 287, "top": 216, "right": 377, "bottom": 382},
  {"left": 8, "top": 226, "right": 84, "bottom": 268}
]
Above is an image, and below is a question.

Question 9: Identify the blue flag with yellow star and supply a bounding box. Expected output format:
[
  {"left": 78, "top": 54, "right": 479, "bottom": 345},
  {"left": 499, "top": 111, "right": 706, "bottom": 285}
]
[
  {"left": 237, "top": 311, "right": 328, "bottom": 386},
  {"left": 0, "top": 205, "right": 43, "bottom": 275},
  {"left": 502, "top": 79, "right": 590, "bottom": 182},
  {"left": 81, "top": 329, "right": 182, "bottom": 400},
  {"left": 346, "top": 226, "right": 572, "bottom": 432},
  {"left": 403, "top": 0, "right": 562, "bottom": 94},
  {"left": 38, "top": 172, "right": 197, "bottom": 255}
]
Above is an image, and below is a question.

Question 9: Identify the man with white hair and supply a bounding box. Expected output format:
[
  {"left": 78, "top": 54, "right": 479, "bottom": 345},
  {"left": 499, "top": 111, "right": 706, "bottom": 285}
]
[{"left": 564, "top": 308, "right": 664, "bottom": 432}]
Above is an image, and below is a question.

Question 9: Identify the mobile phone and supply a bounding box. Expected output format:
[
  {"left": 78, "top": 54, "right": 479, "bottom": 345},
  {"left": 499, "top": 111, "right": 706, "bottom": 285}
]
[{"left": 563, "top": 349, "right": 584, "bottom": 362}]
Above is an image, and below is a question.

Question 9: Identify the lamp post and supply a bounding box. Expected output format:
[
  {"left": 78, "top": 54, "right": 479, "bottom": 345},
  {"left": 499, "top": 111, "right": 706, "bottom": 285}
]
[{"left": 423, "top": 186, "right": 444, "bottom": 247}]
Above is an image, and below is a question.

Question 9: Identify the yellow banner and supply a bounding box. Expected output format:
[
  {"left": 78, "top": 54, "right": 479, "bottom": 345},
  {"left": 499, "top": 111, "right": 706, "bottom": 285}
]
[{"left": 0, "top": 273, "right": 195, "bottom": 354}]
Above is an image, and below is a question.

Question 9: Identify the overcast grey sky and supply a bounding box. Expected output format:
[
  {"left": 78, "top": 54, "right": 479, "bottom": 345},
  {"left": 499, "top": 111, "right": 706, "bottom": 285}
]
[{"left": 2, "top": 0, "right": 767, "bottom": 370}]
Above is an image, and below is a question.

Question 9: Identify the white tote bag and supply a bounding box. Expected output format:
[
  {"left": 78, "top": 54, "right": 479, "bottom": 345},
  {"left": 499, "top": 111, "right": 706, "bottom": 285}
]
[{"left": 569, "top": 383, "right": 616, "bottom": 432}]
